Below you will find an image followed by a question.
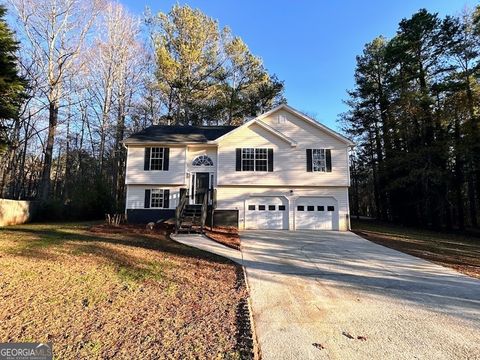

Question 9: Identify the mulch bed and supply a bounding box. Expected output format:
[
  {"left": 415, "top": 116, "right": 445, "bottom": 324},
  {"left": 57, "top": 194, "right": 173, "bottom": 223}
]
[{"left": 204, "top": 226, "right": 241, "bottom": 250}]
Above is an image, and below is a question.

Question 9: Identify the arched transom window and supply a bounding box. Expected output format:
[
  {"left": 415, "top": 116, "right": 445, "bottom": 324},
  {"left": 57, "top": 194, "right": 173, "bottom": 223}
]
[{"left": 192, "top": 155, "right": 214, "bottom": 166}]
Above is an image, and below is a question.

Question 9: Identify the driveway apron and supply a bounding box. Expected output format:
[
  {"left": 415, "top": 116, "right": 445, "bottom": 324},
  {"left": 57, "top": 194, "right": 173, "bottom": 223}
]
[{"left": 240, "top": 230, "right": 480, "bottom": 360}]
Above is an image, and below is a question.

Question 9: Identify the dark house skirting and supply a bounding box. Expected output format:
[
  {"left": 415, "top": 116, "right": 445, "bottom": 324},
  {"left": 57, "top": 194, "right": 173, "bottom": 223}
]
[
  {"left": 127, "top": 209, "right": 175, "bottom": 224},
  {"left": 127, "top": 208, "right": 239, "bottom": 228},
  {"left": 207, "top": 210, "right": 239, "bottom": 228}
]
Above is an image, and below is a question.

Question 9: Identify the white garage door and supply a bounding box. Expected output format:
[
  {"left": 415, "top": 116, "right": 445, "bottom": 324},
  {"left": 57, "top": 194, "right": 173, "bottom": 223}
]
[
  {"left": 295, "top": 197, "right": 339, "bottom": 230},
  {"left": 245, "top": 197, "right": 288, "bottom": 230}
]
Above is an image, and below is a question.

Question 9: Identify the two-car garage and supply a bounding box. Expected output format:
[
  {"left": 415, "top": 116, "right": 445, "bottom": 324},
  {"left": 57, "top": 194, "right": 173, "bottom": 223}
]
[{"left": 244, "top": 196, "right": 339, "bottom": 230}]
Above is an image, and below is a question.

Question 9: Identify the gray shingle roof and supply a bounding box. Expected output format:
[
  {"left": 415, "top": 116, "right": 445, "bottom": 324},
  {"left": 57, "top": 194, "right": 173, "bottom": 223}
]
[{"left": 123, "top": 125, "right": 238, "bottom": 144}]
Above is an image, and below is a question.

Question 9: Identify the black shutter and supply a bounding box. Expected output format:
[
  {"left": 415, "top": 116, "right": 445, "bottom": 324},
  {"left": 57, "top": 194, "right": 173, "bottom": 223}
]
[
  {"left": 326, "top": 149, "right": 332, "bottom": 172},
  {"left": 268, "top": 148, "right": 273, "bottom": 172},
  {"left": 163, "top": 148, "right": 169, "bottom": 171},
  {"left": 236, "top": 148, "right": 242, "bottom": 171},
  {"left": 163, "top": 189, "right": 170, "bottom": 208},
  {"left": 144, "top": 148, "right": 150, "bottom": 170},
  {"left": 306, "top": 149, "right": 312, "bottom": 172},
  {"left": 144, "top": 189, "right": 151, "bottom": 208}
]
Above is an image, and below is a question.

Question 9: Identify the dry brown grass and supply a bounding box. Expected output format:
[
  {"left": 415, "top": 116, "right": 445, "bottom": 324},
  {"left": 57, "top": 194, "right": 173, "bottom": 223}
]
[
  {"left": 352, "top": 220, "right": 480, "bottom": 279},
  {"left": 205, "top": 227, "right": 240, "bottom": 250},
  {"left": 0, "top": 222, "right": 252, "bottom": 359}
]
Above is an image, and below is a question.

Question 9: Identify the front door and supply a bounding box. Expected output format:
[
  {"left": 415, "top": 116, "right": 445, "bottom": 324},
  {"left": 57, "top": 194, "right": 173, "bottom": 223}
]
[{"left": 194, "top": 172, "right": 209, "bottom": 204}]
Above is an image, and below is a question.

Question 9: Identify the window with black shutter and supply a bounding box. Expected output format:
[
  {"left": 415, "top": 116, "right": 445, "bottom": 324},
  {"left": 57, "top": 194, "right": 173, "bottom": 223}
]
[
  {"left": 307, "top": 148, "right": 332, "bottom": 173},
  {"left": 150, "top": 189, "right": 164, "bottom": 208},
  {"left": 145, "top": 189, "right": 170, "bottom": 208},
  {"left": 236, "top": 148, "right": 273, "bottom": 171},
  {"left": 144, "top": 147, "right": 169, "bottom": 171}
]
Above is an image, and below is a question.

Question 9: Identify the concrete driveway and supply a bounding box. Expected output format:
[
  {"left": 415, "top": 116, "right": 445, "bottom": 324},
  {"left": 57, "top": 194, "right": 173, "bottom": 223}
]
[{"left": 241, "top": 230, "right": 480, "bottom": 360}]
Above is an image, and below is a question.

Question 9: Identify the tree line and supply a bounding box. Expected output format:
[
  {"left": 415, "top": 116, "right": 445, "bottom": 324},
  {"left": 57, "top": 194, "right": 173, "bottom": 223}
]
[
  {"left": 343, "top": 8, "right": 480, "bottom": 230},
  {"left": 0, "top": 1, "right": 284, "bottom": 219}
]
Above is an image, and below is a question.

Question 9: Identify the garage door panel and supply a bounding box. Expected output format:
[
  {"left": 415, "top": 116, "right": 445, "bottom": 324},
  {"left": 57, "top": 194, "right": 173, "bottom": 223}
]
[
  {"left": 295, "top": 197, "right": 338, "bottom": 230},
  {"left": 245, "top": 197, "right": 288, "bottom": 230}
]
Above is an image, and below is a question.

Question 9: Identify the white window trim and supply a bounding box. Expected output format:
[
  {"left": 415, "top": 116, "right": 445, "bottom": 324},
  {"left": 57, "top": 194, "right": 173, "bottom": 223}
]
[
  {"left": 150, "top": 147, "right": 164, "bottom": 171},
  {"left": 241, "top": 148, "right": 268, "bottom": 172},
  {"left": 312, "top": 148, "right": 327, "bottom": 172},
  {"left": 150, "top": 188, "right": 165, "bottom": 208}
]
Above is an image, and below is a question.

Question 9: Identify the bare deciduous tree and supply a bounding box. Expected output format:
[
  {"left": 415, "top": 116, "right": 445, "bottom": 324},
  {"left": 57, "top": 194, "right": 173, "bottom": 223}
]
[{"left": 9, "top": 0, "right": 105, "bottom": 200}]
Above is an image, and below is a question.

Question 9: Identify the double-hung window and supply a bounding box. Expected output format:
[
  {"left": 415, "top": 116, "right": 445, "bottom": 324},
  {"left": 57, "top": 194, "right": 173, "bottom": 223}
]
[
  {"left": 150, "top": 189, "right": 164, "bottom": 208},
  {"left": 144, "top": 147, "right": 169, "bottom": 171},
  {"left": 306, "top": 148, "right": 331, "bottom": 172},
  {"left": 239, "top": 148, "right": 271, "bottom": 171},
  {"left": 144, "top": 188, "right": 170, "bottom": 209},
  {"left": 150, "top": 147, "right": 164, "bottom": 170},
  {"left": 312, "top": 149, "right": 326, "bottom": 172}
]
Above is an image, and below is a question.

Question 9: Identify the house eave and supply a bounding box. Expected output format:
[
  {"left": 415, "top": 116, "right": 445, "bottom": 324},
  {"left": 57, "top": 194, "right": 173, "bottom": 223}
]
[{"left": 122, "top": 141, "right": 219, "bottom": 147}]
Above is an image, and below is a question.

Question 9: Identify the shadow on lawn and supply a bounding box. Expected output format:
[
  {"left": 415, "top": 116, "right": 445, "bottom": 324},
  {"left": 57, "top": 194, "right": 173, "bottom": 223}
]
[{"left": 2, "top": 224, "right": 235, "bottom": 285}]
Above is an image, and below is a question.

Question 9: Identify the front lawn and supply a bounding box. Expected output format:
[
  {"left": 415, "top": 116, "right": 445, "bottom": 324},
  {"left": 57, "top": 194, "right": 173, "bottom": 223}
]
[
  {"left": 352, "top": 219, "right": 480, "bottom": 279},
  {"left": 0, "top": 222, "right": 252, "bottom": 359}
]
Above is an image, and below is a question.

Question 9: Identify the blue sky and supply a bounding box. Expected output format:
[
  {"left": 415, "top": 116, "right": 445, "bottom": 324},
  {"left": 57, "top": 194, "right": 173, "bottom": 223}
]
[{"left": 122, "top": 0, "right": 476, "bottom": 130}]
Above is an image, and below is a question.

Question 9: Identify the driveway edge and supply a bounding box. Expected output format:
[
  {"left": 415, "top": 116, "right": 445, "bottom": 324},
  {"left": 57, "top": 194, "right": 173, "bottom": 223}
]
[
  {"left": 170, "top": 233, "right": 261, "bottom": 359},
  {"left": 242, "top": 265, "right": 261, "bottom": 360}
]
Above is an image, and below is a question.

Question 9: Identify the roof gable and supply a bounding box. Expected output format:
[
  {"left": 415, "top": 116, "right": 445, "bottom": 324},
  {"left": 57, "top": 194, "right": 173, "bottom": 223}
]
[
  {"left": 214, "top": 118, "right": 297, "bottom": 147},
  {"left": 213, "top": 104, "right": 354, "bottom": 146},
  {"left": 256, "top": 104, "right": 355, "bottom": 146}
]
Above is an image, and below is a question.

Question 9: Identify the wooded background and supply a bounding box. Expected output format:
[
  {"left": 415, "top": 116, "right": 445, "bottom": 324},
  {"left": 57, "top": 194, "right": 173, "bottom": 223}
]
[
  {"left": 2, "top": 1, "right": 479, "bottom": 231},
  {"left": 0, "top": 1, "right": 284, "bottom": 219},
  {"left": 343, "top": 8, "right": 480, "bottom": 230}
]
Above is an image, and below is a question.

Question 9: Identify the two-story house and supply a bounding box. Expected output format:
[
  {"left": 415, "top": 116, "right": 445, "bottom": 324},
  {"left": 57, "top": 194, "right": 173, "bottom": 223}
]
[{"left": 123, "top": 104, "right": 354, "bottom": 230}]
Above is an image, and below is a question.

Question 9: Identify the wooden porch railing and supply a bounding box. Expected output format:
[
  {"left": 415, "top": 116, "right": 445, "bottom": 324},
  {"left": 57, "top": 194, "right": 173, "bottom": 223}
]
[
  {"left": 200, "top": 190, "right": 208, "bottom": 233},
  {"left": 175, "top": 188, "right": 188, "bottom": 234}
]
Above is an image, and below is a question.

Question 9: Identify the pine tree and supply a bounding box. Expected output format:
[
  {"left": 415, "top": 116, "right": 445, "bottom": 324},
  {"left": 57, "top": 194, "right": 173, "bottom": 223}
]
[{"left": 0, "top": 4, "right": 25, "bottom": 155}]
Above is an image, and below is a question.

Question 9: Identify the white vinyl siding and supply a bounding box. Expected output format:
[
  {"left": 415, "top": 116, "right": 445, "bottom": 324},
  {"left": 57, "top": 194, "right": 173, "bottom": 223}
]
[
  {"left": 125, "top": 146, "right": 186, "bottom": 185},
  {"left": 217, "top": 122, "right": 349, "bottom": 187},
  {"left": 125, "top": 185, "right": 181, "bottom": 209}
]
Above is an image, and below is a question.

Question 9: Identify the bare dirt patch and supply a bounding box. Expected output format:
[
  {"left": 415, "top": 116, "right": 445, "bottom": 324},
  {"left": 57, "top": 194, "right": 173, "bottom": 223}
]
[
  {"left": 0, "top": 222, "right": 253, "bottom": 359},
  {"left": 352, "top": 220, "right": 480, "bottom": 279},
  {"left": 205, "top": 226, "right": 240, "bottom": 250}
]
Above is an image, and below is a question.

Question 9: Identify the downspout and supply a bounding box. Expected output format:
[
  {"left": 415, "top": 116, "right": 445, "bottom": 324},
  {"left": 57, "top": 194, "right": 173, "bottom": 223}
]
[
  {"left": 346, "top": 145, "right": 354, "bottom": 231},
  {"left": 123, "top": 143, "right": 129, "bottom": 220}
]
